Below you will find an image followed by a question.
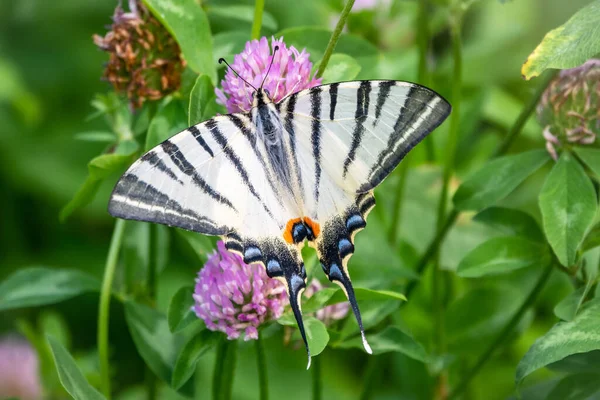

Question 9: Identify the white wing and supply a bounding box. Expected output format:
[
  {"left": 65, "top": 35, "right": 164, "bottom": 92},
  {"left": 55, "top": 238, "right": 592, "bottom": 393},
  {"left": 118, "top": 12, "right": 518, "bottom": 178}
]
[
  {"left": 277, "top": 80, "right": 451, "bottom": 222},
  {"left": 108, "top": 113, "right": 294, "bottom": 239}
]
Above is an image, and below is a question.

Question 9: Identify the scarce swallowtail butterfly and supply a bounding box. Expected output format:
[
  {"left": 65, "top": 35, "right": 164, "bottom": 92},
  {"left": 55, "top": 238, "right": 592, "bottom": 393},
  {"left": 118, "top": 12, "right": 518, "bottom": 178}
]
[{"left": 108, "top": 63, "right": 451, "bottom": 366}]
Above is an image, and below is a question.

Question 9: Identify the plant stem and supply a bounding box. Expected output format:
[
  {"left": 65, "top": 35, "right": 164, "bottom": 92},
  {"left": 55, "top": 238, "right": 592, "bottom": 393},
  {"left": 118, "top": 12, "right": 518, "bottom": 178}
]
[
  {"left": 405, "top": 70, "right": 557, "bottom": 298},
  {"left": 315, "top": 0, "right": 355, "bottom": 79},
  {"left": 312, "top": 355, "right": 322, "bottom": 400},
  {"left": 146, "top": 224, "right": 158, "bottom": 400},
  {"left": 255, "top": 336, "right": 269, "bottom": 400},
  {"left": 250, "top": 0, "right": 265, "bottom": 40},
  {"left": 432, "top": 18, "right": 462, "bottom": 368},
  {"left": 359, "top": 356, "right": 381, "bottom": 400},
  {"left": 98, "top": 218, "right": 126, "bottom": 399},
  {"left": 212, "top": 340, "right": 226, "bottom": 400},
  {"left": 448, "top": 261, "right": 555, "bottom": 399},
  {"left": 416, "top": 0, "right": 435, "bottom": 161}
]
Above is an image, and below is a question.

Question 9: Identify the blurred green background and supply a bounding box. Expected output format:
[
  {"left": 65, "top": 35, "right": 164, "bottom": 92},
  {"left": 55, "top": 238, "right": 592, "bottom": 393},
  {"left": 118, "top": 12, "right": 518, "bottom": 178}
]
[{"left": 0, "top": 0, "right": 595, "bottom": 399}]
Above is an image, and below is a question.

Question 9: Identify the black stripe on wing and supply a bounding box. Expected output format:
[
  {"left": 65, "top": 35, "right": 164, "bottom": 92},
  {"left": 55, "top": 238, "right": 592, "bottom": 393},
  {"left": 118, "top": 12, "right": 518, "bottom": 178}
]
[
  {"left": 342, "top": 81, "right": 372, "bottom": 177},
  {"left": 205, "top": 118, "right": 277, "bottom": 222},
  {"left": 109, "top": 174, "right": 228, "bottom": 235},
  {"left": 161, "top": 141, "right": 237, "bottom": 211},
  {"left": 140, "top": 151, "right": 184, "bottom": 184},
  {"left": 188, "top": 125, "right": 215, "bottom": 157},
  {"left": 361, "top": 84, "right": 451, "bottom": 192},
  {"left": 310, "top": 87, "right": 323, "bottom": 203}
]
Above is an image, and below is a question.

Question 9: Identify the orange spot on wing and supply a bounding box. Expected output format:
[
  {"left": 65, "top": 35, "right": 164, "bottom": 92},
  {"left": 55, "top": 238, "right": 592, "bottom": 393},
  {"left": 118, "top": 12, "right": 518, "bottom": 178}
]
[
  {"left": 303, "top": 217, "right": 321, "bottom": 238},
  {"left": 283, "top": 218, "right": 302, "bottom": 244}
]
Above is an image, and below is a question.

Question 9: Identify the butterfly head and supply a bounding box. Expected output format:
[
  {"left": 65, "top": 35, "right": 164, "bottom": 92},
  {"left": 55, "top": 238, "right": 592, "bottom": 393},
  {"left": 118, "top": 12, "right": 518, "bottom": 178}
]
[{"left": 252, "top": 88, "right": 274, "bottom": 108}]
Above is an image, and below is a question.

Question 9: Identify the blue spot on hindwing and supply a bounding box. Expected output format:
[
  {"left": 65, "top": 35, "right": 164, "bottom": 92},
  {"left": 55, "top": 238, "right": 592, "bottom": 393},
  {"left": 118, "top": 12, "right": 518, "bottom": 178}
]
[{"left": 266, "top": 259, "right": 282, "bottom": 277}]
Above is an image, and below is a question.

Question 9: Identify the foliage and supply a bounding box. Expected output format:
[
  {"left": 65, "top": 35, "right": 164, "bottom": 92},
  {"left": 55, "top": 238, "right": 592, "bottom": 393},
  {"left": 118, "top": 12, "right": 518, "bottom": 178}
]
[{"left": 1, "top": 0, "right": 600, "bottom": 400}]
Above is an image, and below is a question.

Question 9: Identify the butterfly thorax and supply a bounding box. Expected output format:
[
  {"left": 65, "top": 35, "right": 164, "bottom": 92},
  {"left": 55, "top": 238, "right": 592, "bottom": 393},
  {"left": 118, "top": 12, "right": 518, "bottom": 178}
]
[{"left": 251, "top": 89, "right": 304, "bottom": 215}]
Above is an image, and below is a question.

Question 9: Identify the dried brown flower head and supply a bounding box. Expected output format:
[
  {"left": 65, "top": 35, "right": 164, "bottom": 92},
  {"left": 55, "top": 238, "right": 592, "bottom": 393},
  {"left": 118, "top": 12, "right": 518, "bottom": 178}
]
[
  {"left": 93, "top": 0, "right": 186, "bottom": 109},
  {"left": 537, "top": 59, "right": 600, "bottom": 159}
]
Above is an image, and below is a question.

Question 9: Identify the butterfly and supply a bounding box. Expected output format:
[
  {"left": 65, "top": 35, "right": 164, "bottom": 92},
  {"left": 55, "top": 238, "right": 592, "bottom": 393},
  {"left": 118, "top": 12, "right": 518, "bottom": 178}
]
[{"left": 109, "top": 73, "right": 451, "bottom": 366}]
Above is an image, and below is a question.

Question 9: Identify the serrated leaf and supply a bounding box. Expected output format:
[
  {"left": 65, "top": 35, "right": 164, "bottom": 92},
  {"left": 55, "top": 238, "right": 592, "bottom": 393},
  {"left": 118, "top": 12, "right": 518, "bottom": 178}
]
[
  {"left": 473, "top": 207, "right": 544, "bottom": 242},
  {"left": 336, "top": 326, "right": 428, "bottom": 362},
  {"left": 457, "top": 237, "right": 550, "bottom": 278},
  {"left": 313, "top": 53, "right": 361, "bottom": 83},
  {"left": 168, "top": 286, "right": 197, "bottom": 333},
  {"left": 453, "top": 150, "right": 549, "bottom": 211},
  {"left": 0, "top": 267, "right": 100, "bottom": 311},
  {"left": 172, "top": 330, "right": 220, "bottom": 390},
  {"left": 521, "top": 0, "right": 600, "bottom": 80},
  {"left": 47, "top": 336, "right": 106, "bottom": 400},
  {"left": 143, "top": 0, "right": 216, "bottom": 82},
  {"left": 188, "top": 74, "right": 217, "bottom": 126},
  {"left": 516, "top": 299, "right": 600, "bottom": 387},
  {"left": 539, "top": 153, "right": 597, "bottom": 267}
]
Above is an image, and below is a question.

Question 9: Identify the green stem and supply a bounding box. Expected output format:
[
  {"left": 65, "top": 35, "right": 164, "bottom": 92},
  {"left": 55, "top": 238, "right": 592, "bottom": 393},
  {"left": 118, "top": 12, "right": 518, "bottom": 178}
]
[
  {"left": 250, "top": 0, "right": 265, "bottom": 40},
  {"left": 448, "top": 261, "right": 555, "bottom": 399},
  {"left": 98, "top": 218, "right": 127, "bottom": 399},
  {"left": 146, "top": 224, "right": 158, "bottom": 400},
  {"left": 431, "top": 19, "right": 462, "bottom": 361},
  {"left": 359, "top": 356, "right": 380, "bottom": 400},
  {"left": 312, "top": 355, "right": 322, "bottom": 400},
  {"left": 222, "top": 341, "right": 237, "bottom": 400},
  {"left": 256, "top": 336, "right": 269, "bottom": 400},
  {"left": 212, "top": 340, "right": 226, "bottom": 400},
  {"left": 416, "top": 0, "right": 435, "bottom": 162},
  {"left": 405, "top": 70, "right": 556, "bottom": 298},
  {"left": 315, "top": 0, "right": 355, "bottom": 79}
]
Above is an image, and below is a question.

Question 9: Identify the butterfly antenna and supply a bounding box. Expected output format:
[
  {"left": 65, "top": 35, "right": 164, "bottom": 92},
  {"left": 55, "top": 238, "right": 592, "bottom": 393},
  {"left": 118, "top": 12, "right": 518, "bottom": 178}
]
[
  {"left": 260, "top": 45, "right": 279, "bottom": 89},
  {"left": 218, "top": 58, "right": 258, "bottom": 92}
]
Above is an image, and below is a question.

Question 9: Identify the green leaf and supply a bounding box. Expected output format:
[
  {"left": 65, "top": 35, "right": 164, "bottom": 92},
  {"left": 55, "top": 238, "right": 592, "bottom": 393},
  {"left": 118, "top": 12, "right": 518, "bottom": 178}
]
[
  {"left": 473, "top": 207, "right": 544, "bottom": 242},
  {"left": 213, "top": 31, "right": 250, "bottom": 64},
  {"left": 188, "top": 74, "right": 217, "bottom": 126},
  {"left": 548, "top": 350, "right": 600, "bottom": 374},
  {"left": 337, "top": 326, "right": 428, "bottom": 362},
  {"left": 305, "top": 316, "right": 329, "bottom": 357},
  {"left": 521, "top": 0, "right": 600, "bottom": 80},
  {"left": 168, "top": 286, "right": 197, "bottom": 333},
  {"left": 124, "top": 301, "right": 178, "bottom": 385},
  {"left": 60, "top": 140, "right": 139, "bottom": 221},
  {"left": 539, "top": 153, "right": 597, "bottom": 267},
  {"left": 313, "top": 54, "right": 361, "bottom": 84},
  {"left": 143, "top": 0, "right": 216, "bottom": 82},
  {"left": 175, "top": 229, "right": 216, "bottom": 262},
  {"left": 327, "top": 287, "right": 406, "bottom": 305},
  {"left": 516, "top": 298, "right": 600, "bottom": 387},
  {"left": 457, "top": 237, "right": 550, "bottom": 278},
  {"left": 574, "top": 147, "right": 600, "bottom": 179},
  {"left": 554, "top": 287, "right": 587, "bottom": 322},
  {"left": 582, "top": 224, "right": 600, "bottom": 252},
  {"left": 47, "top": 336, "right": 106, "bottom": 400},
  {"left": 546, "top": 373, "right": 600, "bottom": 400},
  {"left": 0, "top": 267, "right": 100, "bottom": 311},
  {"left": 446, "top": 286, "right": 525, "bottom": 355},
  {"left": 172, "top": 330, "right": 220, "bottom": 390},
  {"left": 453, "top": 150, "right": 549, "bottom": 211},
  {"left": 207, "top": 6, "right": 278, "bottom": 31},
  {"left": 73, "top": 131, "right": 116, "bottom": 143},
  {"left": 145, "top": 100, "right": 188, "bottom": 151}
]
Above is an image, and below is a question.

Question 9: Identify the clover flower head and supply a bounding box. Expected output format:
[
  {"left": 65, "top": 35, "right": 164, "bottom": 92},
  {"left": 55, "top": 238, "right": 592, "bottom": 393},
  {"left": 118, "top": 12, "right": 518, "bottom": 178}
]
[
  {"left": 215, "top": 36, "right": 322, "bottom": 113},
  {"left": 93, "top": 0, "right": 185, "bottom": 109},
  {"left": 305, "top": 279, "right": 349, "bottom": 325},
  {"left": 193, "top": 241, "right": 288, "bottom": 341},
  {"left": 537, "top": 59, "right": 600, "bottom": 160},
  {"left": 0, "top": 337, "right": 42, "bottom": 400}
]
